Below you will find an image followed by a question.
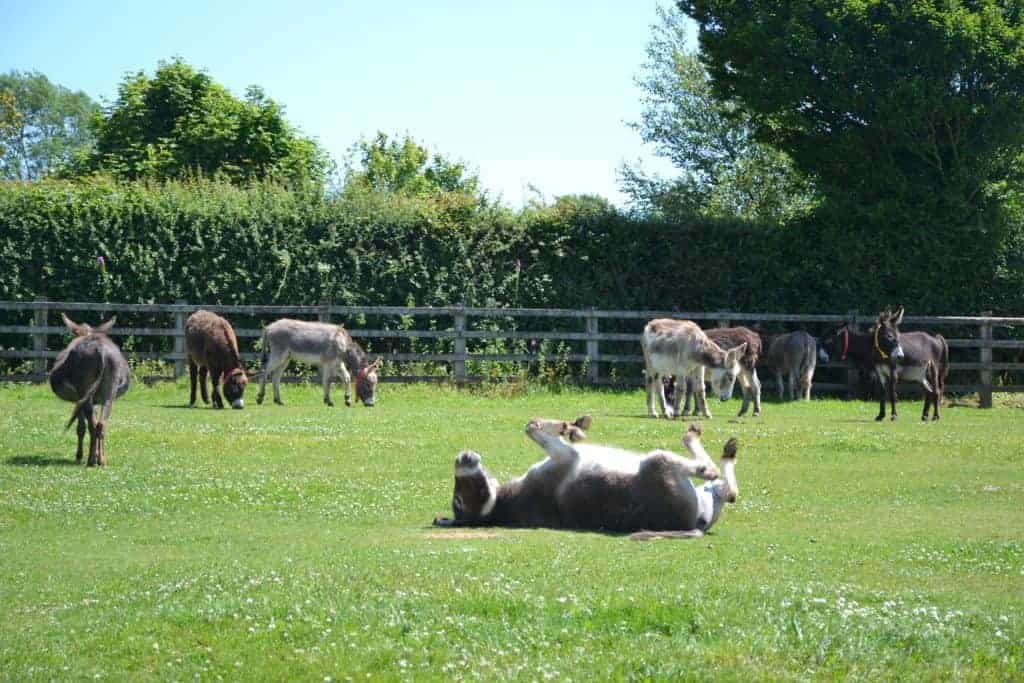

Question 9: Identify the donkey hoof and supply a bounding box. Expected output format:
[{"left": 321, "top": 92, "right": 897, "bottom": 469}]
[
  {"left": 256, "top": 395, "right": 264, "bottom": 405},
  {"left": 875, "top": 415, "right": 884, "bottom": 422},
  {"left": 324, "top": 399, "right": 334, "bottom": 407},
  {"left": 273, "top": 398, "right": 283, "bottom": 406},
  {"left": 345, "top": 398, "right": 352, "bottom": 407},
  {"left": 891, "top": 415, "right": 898, "bottom": 422}
]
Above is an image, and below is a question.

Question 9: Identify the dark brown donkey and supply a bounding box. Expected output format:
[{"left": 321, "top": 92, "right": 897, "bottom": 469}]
[
  {"left": 870, "top": 307, "right": 949, "bottom": 422},
  {"left": 49, "top": 315, "right": 131, "bottom": 466},
  {"left": 185, "top": 310, "right": 248, "bottom": 409}
]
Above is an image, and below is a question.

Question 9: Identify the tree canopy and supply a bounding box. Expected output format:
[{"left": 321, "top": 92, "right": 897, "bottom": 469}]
[
  {"left": 0, "top": 71, "right": 98, "bottom": 180},
  {"left": 78, "top": 59, "right": 329, "bottom": 188},
  {"left": 621, "top": 6, "right": 815, "bottom": 221},
  {"left": 678, "top": 0, "right": 1024, "bottom": 220},
  {"left": 344, "top": 132, "right": 482, "bottom": 199}
]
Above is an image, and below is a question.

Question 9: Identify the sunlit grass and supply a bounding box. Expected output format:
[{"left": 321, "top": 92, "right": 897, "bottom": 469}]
[{"left": 1, "top": 381, "right": 1021, "bottom": 681}]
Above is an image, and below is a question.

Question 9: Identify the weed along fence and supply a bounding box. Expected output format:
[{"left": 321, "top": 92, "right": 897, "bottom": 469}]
[{"left": 1, "top": 300, "right": 1022, "bottom": 407}]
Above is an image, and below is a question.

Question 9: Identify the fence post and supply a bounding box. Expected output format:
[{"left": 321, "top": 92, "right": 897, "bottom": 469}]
[
  {"left": 979, "top": 311, "right": 993, "bottom": 409},
  {"left": 453, "top": 304, "right": 467, "bottom": 385},
  {"left": 846, "top": 309, "right": 860, "bottom": 399},
  {"left": 33, "top": 296, "right": 48, "bottom": 379},
  {"left": 586, "top": 308, "right": 599, "bottom": 385},
  {"left": 173, "top": 299, "right": 187, "bottom": 380}
]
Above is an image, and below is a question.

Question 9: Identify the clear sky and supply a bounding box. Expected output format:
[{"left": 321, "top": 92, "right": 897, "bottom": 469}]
[{"left": 1, "top": 1, "right": 690, "bottom": 206}]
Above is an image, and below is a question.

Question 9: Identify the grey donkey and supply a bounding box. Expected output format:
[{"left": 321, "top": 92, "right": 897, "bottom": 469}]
[{"left": 49, "top": 314, "right": 131, "bottom": 466}]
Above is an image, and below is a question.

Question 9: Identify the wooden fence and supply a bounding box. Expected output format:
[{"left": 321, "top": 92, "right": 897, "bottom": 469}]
[{"left": 1, "top": 300, "right": 1022, "bottom": 408}]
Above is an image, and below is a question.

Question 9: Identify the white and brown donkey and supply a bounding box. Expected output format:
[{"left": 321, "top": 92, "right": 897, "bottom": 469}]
[{"left": 433, "top": 418, "right": 739, "bottom": 539}]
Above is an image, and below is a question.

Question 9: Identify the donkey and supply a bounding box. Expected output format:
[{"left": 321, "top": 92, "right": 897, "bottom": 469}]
[
  {"left": 433, "top": 418, "right": 738, "bottom": 539},
  {"left": 185, "top": 310, "right": 248, "bottom": 409},
  {"left": 821, "top": 321, "right": 879, "bottom": 400},
  {"left": 256, "top": 318, "right": 382, "bottom": 407},
  {"left": 49, "top": 314, "right": 131, "bottom": 466},
  {"left": 761, "top": 331, "right": 829, "bottom": 400},
  {"left": 871, "top": 307, "right": 949, "bottom": 422},
  {"left": 642, "top": 319, "right": 747, "bottom": 419},
  {"left": 681, "top": 326, "right": 763, "bottom": 417}
]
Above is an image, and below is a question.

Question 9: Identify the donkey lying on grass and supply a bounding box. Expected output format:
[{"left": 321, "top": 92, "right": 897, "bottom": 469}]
[
  {"left": 433, "top": 418, "right": 739, "bottom": 539},
  {"left": 256, "top": 318, "right": 382, "bottom": 407},
  {"left": 49, "top": 315, "right": 131, "bottom": 466}
]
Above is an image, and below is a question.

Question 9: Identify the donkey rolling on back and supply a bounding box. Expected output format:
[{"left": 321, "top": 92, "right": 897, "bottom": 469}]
[
  {"left": 256, "top": 318, "right": 382, "bottom": 407},
  {"left": 49, "top": 315, "right": 131, "bottom": 466},
  {"left": 642, "top": 319, "right": 747, "bottom": 419},
  {"left": 434, "top": 418, "right": 738, "bottom": 539},
  {"left": 870, "top": 307, "right": 949, "bottom": 421}
]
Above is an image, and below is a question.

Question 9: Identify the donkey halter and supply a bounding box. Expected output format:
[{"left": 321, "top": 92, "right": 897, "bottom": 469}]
[
  {"left": 840, "top": 327, "right": 850, "bottom": 361},
  {"left": 873, "top": 326, "right": 889, "bottom": 360}
]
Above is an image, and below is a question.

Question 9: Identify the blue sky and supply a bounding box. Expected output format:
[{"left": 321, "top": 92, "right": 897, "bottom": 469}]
[{"left": 1, "top": 1, "right": 692, "bottom": 206}]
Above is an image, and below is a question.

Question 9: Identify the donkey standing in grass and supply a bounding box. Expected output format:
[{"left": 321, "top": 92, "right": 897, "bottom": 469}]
[
  {"left": 49, "top": 315, "right": 131, "bottom": 466},
  {"left": 642, "top": 319, "right": 747, "bottom": 419},
  {"left": 256, "top": 318, "right": 382, "bottom": 407},
  {"left": 761, "top": 331, "right": 829, "bottom": 401},
  {"left": 433, "top": 418, "right": 738, "bottom": 539},
  {"left": 870, "top": 307, "right": 949, "bottom": 421},
  {"left": 681, "top": 326, "right": 763, "bottom": 417}
]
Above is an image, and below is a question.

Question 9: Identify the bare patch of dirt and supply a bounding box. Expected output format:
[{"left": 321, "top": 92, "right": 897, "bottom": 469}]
[{"left": 422, "top": 530, "right": 502, "bottom": 540}]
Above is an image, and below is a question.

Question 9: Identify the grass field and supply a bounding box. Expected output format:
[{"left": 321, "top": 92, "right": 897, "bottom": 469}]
[{"left": 1, "top": 381, "right": 1021, "bottom": 681}]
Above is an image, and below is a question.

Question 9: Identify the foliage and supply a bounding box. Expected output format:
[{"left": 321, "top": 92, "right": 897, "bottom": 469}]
[
  {"left": 0, "top": 177, "right": 1020, "bottom": 315},
  {"left": 0, "top": 70, "right": 98, "bottom": 180},
  {"left": 75, "top": 59, "right": 329, "bottom": 189},
  {"left": 343, "top": 131, "right": 484, "bottom": 200},
  {"left": 1, "top": 383, "right": 1022, "bottom": 680},
  {"left": 622, "top": 6, "right": 816, "bottom": 221},
  {"left": 678, "top": 1, "right": 1024, "bottom": 216}
]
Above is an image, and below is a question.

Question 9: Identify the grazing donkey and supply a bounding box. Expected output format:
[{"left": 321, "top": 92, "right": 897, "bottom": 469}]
[
  {"left": 433, "top": 418, "right": 738, "bottom": 539},
  {"left": 681, "top": 326, "right": 763, "bottom": 417},
  {"left": 642, "top": 319, "right": 747, "bottom": 419},
  {"left": 871, "top": 307, "right": 949, "bottom": 421},
  {"left": 185, "top": 310, "right": 248, "bottom": 409},
  {"left": 49, "top": 314, "right": 131, "bottom": 466},
  {"left": 256, "top": 318, "right": 382, "bottom": 407},
  {"left": 761, "top": 331, "right": 829, "bottom": 400}
]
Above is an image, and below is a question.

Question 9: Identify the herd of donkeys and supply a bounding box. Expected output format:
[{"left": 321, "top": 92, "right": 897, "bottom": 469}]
[{"left": 45, "top": 305, "right": 947, "bottom": 538}]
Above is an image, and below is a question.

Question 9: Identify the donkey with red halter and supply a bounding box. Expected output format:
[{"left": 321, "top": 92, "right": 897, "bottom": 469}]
[{"left": 869, "top": 307, "right": 949, "bottom": 422}]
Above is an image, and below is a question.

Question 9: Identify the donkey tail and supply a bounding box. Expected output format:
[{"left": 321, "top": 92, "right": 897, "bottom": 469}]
[
  {"left": 259, "top": 326, "right": 270, "bottom": 370},
  {"left": 798, "top": 335, "right": 817, "bottom": 383},
  {"left": 65, "top": 354, "right": 107, "bottom": 431},
  {"left": 937, "top": 333, "right": 950, "bottom": 382}
]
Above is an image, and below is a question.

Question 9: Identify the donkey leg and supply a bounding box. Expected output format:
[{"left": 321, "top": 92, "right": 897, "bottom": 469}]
[
  {"left": 76, "top": 413, "right": 86, "bottom": 463},
  {"left": 682, "top": 380, "right": 693, "bottom": 417},
  {"left": 84, "top": 406, "right": 99, "bottom": 467},
  {"left": 336, "top": 362, "right": 353, "bottom": 407},
  {"left": 525, "top": 419, "right": 579, "bottom": 466},
  {"left": 322, "top": 361, "right": 335, "bottom": 407},
  {"left": 188, "top": 361, "right": 199, "bottom": 406},
  {"left": 199, "top": 366, "right": 210, "bottom": 404},
  {"left": 645, "top": 371, "right": 660, "bottom": 418},
  {"left": 750, "top": 369, "right": 762, "bottom": 416},
  {"left": 694, "top": 369, "right": 712, "bottom": 419},
  {"left": 775, "top": 371, "right": 784, "bottom": 400},
  {"left": 874, "top": 371, "right": 887, "bottom": 421},
  {"left": 95, "top": 420, "right": 106, "bottom": 467},
  {"left": 272, "top": 365, "right": 286, "bottom": 405},
  {"left": 210, "top": 369, "right": 225, "bottom": 409},
  {"left": 257, "top": 350, "right": 286, "bottom": 405},
  {"left": 889, "top": 371, "right": 899, "bottom": 421}
]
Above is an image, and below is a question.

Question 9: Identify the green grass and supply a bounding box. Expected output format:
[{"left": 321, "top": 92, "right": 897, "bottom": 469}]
[{"left": 1, "top": 381, "right": 1021, "bottom": 681}]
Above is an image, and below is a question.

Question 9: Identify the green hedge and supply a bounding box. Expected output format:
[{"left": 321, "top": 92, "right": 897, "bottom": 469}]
[{"left": 0, "top": 178, "right": 1019, "bottom": 315}]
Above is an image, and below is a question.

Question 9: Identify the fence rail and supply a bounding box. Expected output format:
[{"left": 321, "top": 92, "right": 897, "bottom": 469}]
[{"left": 2, "top": 301, "right": 1021, "bottom": 407}]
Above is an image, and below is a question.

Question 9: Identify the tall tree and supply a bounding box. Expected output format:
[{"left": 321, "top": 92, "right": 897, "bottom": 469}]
[
  {"left": 344, "top": 132, "right": 482, "bottom": 199},
  {"left": 0, "top": 71, "right": 98, "bottom": 180},
  {"left": 678, "top": 1, "right": 1024, "bottom": 218},
  {"left": 621, "top": 6, "right": 815, "bottom": 221},
  {"left": 79, "top": 59, "right": 329, "bottom": 188}
]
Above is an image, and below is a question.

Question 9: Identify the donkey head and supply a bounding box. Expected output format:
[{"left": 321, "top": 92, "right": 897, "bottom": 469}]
[
  {"left": 355, "top": 357, "right": 383, "bottom": 407},
  {"left": 873, "top": 307, "right": 905, "bottom": 361},
  {"left": 222, "top": 367, "right": 248, "bottom": 409},
  {"left": 708, "top": 342, "right": 747, "bottom": 401},
  {"left": 62, "top": 314, "right": 116, "bottom": 337},
  {"left": 435, "top": 450, "right": 498, "bottom": 526}
]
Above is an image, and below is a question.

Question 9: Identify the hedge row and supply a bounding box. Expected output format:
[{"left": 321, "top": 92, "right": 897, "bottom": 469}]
[{"left": 0, "top": 178, "right": 1019, "bottom": 315}]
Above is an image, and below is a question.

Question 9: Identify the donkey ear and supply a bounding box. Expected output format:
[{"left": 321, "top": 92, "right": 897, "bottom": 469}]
[
  {"left": 61, "top": 313, "right": 90, "bottom": 337},
  {"left": 892, "top": 306, "right": 904, "bottom": 325},
  {"left": 95, "top": 317, "right": 117, "bottom": 334}
]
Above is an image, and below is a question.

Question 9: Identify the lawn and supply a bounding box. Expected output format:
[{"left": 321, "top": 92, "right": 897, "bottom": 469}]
[{"left": 0, "top": 381, "right": 1021, "bottom": 681}]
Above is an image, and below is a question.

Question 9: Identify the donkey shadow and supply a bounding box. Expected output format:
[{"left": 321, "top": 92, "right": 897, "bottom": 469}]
[{"left": 6, "top": 454, "right": 79, "bottom": 467}]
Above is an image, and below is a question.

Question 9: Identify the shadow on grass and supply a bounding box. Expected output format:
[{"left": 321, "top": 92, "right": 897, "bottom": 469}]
[{"left": 6, "top": 454, "right": 79, "bottom": 467}]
